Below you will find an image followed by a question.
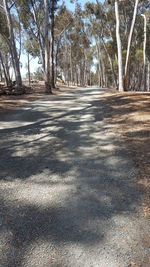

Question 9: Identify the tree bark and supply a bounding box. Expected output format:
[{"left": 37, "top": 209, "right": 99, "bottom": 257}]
[
  {"left": 3, "top": 0, "right": 22, "bottom": 88},
  {"left": 70, "top": 45, "right": 73, "bottom": 85},
  {"left": 51, "top": 0, "right": 55, "bottom": 88},
  {"left": 44, "top": 0, "right": 52, "bottom": 93},
  {"left": 115, "top": 0, "right": 124, "bottom": 91},
  {"left": 141, "top": 14, "right": 147, "bottom": 91},
  {"left": 124, "top": 0, "right": 139, "bottom": 91},
  {"left": 27, "top": 53, "right": 31, "bottom": 86},
  {"left": 147, "top": 61, "right": 150, "bottom": 91},
  {"left": 102, "top": 39, "right": 117, "bottom": 89},
  {"left": 0, "top": 51, "right": 11, "bottom": 86}
]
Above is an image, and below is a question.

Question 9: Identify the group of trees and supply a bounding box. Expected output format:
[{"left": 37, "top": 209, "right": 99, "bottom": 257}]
[
  {"left": 0, "top": 0, "right": 149, "bottom": 92},
  {"left": 85, "top": 0, "right": 150, "bottom": 91}
]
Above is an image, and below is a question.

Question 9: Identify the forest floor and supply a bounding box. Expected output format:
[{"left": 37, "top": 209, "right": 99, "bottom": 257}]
[{"left": 0, "top": 86, "right": 150, "bottom": 266}]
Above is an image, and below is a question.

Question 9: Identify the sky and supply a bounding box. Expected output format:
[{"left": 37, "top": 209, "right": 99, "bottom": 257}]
[{"left": 20, "top": 0, "right": 104, "bottom": 77}]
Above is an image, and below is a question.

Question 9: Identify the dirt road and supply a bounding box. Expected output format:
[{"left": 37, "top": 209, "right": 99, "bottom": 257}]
[{"left": 0, "top": 88, "right": 149, "bottom": 267}]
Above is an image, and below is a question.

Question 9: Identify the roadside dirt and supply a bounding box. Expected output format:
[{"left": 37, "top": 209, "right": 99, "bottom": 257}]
[
  {"left": 102, "top": 91, "right": 150, "bottom": 218},
  {"left": 0, "top": 83, "right": 73, "bottom": 115}
]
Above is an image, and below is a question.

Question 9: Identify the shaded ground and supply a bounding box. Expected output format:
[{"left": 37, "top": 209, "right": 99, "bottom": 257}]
[
  {"left": 100, "top": 91, "right": 150, "bottom": 218},
  {"left": 0, "top": 87, "right": 150, "bottom": 267}
]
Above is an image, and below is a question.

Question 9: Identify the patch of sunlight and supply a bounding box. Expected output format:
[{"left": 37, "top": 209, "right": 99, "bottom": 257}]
[
  {"left": 78, "top": 125, "right": 89, "bottom": 130},
  {"left": 90, "top": 132, "right": 102, "bottom": 140},
  {"left": 91, "top": 132, "right": 116, "bottom": 141},
  {"left": 28, "top": 169, "right": 77, "bottom": 184},
  {"left": 11, "top": 146, "right": 40, "bottom": 157},
  {"left": 130, "top": 113, "right": 150, "bottom": 122},
  {"left": 77, "top": 145, "right": 97, "bottom": 153},
  {"left": 101, "top": 144, "right": 118, "bottom": 152},
  {"left": 57, "top": 115, "right": 79, "bottom": 122},
  {"left": 1, "top": 177, "right": 71, "bottom": 207},
  {"left": 0, "top": 120, "right": 34, "bottom": 130},
  {"left": 55, "top": 150, "right": 74, "bottom": 162},
  {"left": 80, "top": 114, "right": 93, "bottom": 121},
  {"left": 106, "top": 156, "right": 121, "bottom": 166},
  {"left": 22, "top": 240, "right": 57, "bottom": 267}
]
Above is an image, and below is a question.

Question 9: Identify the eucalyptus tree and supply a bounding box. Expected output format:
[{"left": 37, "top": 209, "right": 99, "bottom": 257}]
[
  {"left": 50, "top": 0, "right": 60, "bottom": 88},
  {"left": 70, "top": 4, "right": 91, "bottom": 86},
  {"left": 114, "top": 0, "right": 123, "bottom": 91},
  {"left": 54, "top": 4, "right": 73, "bottom": 83},
  {"left": 141, "top": 14, "right": 146, "bottom": 90},
  {"left": 16, "top": 0, "right": 51, "bottom": 92},
  {"left": 56, "top": 3, "right": 91, "bottom": 86},
  {"left": 104, "top": 0, "right": 150, "bottom": 91},
  {"left": 124, "top": 0, "right": 139, "bottom": 91},
  {"left": 85, "top": 1, "right": 118, "bottom": 88},
  {"left": 0, "top": 0, "right": 22, "bottom": 87}
]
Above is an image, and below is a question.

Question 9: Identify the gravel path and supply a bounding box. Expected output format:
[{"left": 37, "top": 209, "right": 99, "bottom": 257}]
[{"left": 0, "top": 88, "right": 149, "bottom": 267}]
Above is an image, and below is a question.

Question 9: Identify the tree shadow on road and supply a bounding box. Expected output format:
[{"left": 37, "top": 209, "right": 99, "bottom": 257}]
[{"left": 0, "top": 88, "right": 149, "bottom": 266}]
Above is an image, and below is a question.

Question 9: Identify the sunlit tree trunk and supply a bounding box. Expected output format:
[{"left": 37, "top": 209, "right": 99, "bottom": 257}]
[
  {"left": 102, "top": 40, "right": 117, "bottom": 89},
  {"left": 44, "top": 0, "right": 52, "bottom": 93},
  {"left": 3, "top": 0, "right": 22, "bottom": 87},
  {"left": 124, "top": 0, "right": 139, "bottom": 91},
  {"left": 27, "top": 53, "right": 31, "bottom": 86},
  {"left": 51, "top": 0, "right": 55, "bottom": 88},
  {"left": 115, "top": 0, "right": 124, "bottom": 91}
]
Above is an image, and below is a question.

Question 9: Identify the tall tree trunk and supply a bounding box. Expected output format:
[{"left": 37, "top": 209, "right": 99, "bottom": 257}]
[
  {"left": 102, "top": 40, "right": 117, "bottom": 89},
  {"left": 51, "top": 0, "right": 55, "bottom": 88},
  {"left": 0, "top": 62, "right": 3, "bottom": 82},
  {"left": 3, "top": 0, "right": 22, "bottom": 88},
  {"left": 115, "top": 0, "right": 124, "bottom": 91},
  {"left": 0, "top": 51, "right": 11, "bottom": 86},
  {"left": 70, "top": 45, "right": 73, "bottom": 85},
  {"left": 124, "top": 0, "right": 139, "bottom": 91},
  {"left": 27, "top": 53, "right": 31, "bottom": 86},
  {"left": 55, "top": 38, "right": 61, "bottom": 84},
  {"left": 89, "top": 70, "right": 91, "bottom": 86},
  {"left": 44, "top": 0, "right": 52, "bottom": 93},
  {"left": 96, "top": 42, "right": 103, "bottom": 87},
  {"left": 147, "top": 61, "right": 150, "bottom": 91},
  {"left": 101, "top": 57, "right": 105, "bottom": 87},
  {"left": 5, "top": 54, "right": 11, "bottom": 83},
  {"left": 76, "top": 66, "right": 78, "bottom": 86},
  {"left": 141, "top": 14, "right": 147, "bottom": 91}
]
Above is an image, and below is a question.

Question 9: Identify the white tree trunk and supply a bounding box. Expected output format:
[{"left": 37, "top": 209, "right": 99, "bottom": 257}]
[
  {"left": 115, "top": 0, "right": 124, "bottom": 91},
  {"left": 44, "top": 0, "right": 51, "bottom": 93},
  {"left": 3, "top": 0, "right": 22, "bottom": 87},
  {"left": 124, "top": 0, "right": 139, "bottom": 90},
  {"left": 70, "top": 45, "right": 73, "bottom": 85},
  {"left": 27, "top": 53, "right": 31, "bottom": 86},
  {"left": 102, "top": 39, "right": 117, "bottom": 88}
]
